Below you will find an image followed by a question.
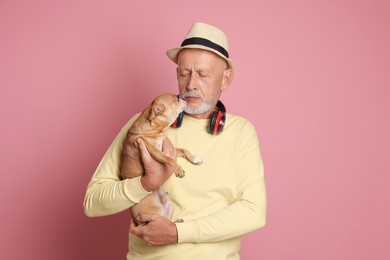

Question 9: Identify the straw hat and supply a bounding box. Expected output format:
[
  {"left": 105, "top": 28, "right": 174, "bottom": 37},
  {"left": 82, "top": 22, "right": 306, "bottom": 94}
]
[{"left": 166, "top": 22, "right": 236, "bottom": 68}]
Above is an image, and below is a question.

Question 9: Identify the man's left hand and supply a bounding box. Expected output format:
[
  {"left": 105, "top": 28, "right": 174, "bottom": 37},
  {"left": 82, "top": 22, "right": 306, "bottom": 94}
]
[{"left": 130, "top": 214, "right": 179, "bottom": 246}]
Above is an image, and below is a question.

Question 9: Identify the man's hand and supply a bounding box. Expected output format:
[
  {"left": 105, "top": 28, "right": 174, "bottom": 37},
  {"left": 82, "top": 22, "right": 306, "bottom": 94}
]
[
  {"left": 130, "top": 214, "right": 178, "bottom": 246},
  {"left": 137, "top": 137, "right": 176, "bottom": 192}
]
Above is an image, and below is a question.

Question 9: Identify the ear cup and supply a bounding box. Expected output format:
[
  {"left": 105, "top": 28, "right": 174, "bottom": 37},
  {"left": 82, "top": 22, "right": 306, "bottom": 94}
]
[
  {"left": 217, "top": 112, "right": 226, "bottom": 133},
  {"left": 208, "top": 100, "right": 226, "bottom": 135},
  {"left": 172, "top": 111, "right": 184, "bottom": 128},
  {"left": 208, "top": 111, "right": 222, "bottom": 134}
]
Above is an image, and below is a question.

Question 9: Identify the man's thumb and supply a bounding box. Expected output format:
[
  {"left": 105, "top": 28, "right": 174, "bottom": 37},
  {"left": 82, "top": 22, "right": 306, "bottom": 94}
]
[{"left": 136, "top": 138, "right": 151, "bottom": 163}]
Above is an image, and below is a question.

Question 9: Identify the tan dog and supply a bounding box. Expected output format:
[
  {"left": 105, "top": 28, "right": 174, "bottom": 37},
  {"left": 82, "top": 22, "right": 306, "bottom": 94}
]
[{"left": 121, "top": 93, "right": 202, "bottom": 225}]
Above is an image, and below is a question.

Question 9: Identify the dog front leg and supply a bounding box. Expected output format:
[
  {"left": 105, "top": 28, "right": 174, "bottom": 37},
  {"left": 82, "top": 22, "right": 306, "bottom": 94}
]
[
  {"left": 176, "top": 148, "right": 203, "bottom": 165},
  {"left": 143, "top": 140, "right": 186, "bottom": 178}
]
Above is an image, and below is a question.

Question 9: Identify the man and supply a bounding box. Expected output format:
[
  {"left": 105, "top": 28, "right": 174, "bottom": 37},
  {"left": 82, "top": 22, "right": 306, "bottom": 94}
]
[{"left": 84, "top": 22, "right": 266, "bottom": 259}]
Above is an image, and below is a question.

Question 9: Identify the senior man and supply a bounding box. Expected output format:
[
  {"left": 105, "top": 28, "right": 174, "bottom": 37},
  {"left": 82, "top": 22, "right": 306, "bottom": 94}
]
[{"left": 84, "top": 22, "right": 266, "bottom": 260}]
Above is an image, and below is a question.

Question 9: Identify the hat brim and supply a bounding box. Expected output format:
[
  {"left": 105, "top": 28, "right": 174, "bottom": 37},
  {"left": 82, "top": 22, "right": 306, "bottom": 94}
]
[{"left": 166, "top": 45, "right": 236, "bottom": 68}]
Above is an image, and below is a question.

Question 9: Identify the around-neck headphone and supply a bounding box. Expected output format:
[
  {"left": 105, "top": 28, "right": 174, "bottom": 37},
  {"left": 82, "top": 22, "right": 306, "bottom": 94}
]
[{"left": 171, "top": 100, "right": 226, "bottom": 135}]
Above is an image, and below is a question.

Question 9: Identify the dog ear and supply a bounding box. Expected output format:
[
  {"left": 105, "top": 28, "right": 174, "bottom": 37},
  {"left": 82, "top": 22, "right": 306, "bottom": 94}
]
[{"left": 149, "top": 103, "right": 165, "bottom": 120}]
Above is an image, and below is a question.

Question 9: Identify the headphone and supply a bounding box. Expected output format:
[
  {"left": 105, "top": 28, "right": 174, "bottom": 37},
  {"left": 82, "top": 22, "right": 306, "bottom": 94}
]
[{"left": 171, "top": 100, "right": 226, "bottom": 135}]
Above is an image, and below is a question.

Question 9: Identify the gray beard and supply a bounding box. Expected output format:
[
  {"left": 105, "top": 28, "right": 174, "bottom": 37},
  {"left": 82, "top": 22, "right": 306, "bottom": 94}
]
[{"left": 184, "top": 95, "right": 219, "bottom": 115}]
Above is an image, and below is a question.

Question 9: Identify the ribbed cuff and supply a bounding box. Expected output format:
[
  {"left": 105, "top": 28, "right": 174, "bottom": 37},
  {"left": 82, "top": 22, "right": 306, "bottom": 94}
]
[
  {"left": 175, "top": 220, "right": 199, "bottom": 243},
  {"left": 123, "top": 176, "right": 151, "bottom": 203}
]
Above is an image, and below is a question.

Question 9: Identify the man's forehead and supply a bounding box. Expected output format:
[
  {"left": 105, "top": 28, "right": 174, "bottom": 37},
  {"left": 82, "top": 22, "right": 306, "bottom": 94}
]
[{"left": 177, "top": 49, "right": 225, "bottom": 70}]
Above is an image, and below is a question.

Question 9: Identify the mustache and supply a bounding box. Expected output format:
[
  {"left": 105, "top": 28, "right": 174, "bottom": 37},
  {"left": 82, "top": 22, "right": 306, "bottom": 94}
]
[{"left": 181, "top": 92, "right": 204, "bottom": 100}]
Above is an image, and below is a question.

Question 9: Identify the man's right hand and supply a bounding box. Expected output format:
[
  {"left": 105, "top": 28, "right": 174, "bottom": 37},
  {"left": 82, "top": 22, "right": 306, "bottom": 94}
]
[{"left": 137, "top": 138, "right": 176, "bottom": 192}]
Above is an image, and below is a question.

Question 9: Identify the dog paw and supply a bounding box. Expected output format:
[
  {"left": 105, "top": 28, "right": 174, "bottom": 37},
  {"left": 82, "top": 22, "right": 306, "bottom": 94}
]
[
  {"left": 175, "top": 170, "right": 185, "bottom": 178},
  {"left": 192, "top": 157, "right": 203, "bottom": 165},
  {"left": 174, "top": 218, "right": 184, "bottom": 223},
  {"left": 174, "top": 165, "right": 185, "bottom": 178}
]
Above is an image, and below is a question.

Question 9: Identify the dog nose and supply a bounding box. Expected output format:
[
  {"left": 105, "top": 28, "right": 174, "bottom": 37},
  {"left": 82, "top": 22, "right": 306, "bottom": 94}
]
[{"left": 176, "top": 95, "right": 186, "bottom": 105}]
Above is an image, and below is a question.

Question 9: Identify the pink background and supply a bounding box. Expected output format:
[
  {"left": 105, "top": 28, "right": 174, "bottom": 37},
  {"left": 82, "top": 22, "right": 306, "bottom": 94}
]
[{"left": 1, "top": 0, "right": 389, "bottom": 259}]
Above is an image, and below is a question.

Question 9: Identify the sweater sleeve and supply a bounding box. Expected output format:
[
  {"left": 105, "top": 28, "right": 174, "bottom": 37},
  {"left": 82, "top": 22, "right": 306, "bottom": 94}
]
[
  {"left": 83, "top": 115, "right": 151, "bottom": 217},
  {"left": 176, "top": 124, "right": 266, "bottom": 243}
]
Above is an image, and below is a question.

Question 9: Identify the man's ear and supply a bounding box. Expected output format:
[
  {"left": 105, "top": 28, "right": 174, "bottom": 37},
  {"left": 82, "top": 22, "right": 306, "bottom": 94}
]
[
  {"left": 149, "top": 103, "right": 165, "bottom": 121},
  {"left": 221, "top": 68, "right": 233, "bottom": 92}
]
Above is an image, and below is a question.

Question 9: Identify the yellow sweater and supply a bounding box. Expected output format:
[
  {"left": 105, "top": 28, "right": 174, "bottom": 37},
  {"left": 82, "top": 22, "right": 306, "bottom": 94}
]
[{"left": 84, "top": 113, "right": 266, "bottom": 260}]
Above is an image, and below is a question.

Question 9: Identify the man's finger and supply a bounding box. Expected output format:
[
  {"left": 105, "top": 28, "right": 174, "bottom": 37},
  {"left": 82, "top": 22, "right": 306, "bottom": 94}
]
[
  {"left": 162, "top": 138, "right": 176, "bottom": 158},
  {"left": 129, "top": 218, "right": 139, "bottom": 234},
  {"left": 137, "top": 214, "right": 154, "bottom": 224},
  {"left": 137, "top": 138, "right": 152, "bottom": 163}
]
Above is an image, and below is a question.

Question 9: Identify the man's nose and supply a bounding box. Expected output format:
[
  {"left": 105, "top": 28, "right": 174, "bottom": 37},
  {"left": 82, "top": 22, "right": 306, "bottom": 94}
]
[{"left": 186, "top": 74, "right": 197, "bottom": 90}]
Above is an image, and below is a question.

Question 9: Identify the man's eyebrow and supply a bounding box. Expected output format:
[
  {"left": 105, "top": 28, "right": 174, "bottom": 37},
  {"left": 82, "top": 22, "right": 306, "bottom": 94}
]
[
  {"left": 178, "top": 67, "right": 191, "bottom": 71},
  {"left": 196, "top": 68, "right": 211, "bottom": 74}
]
